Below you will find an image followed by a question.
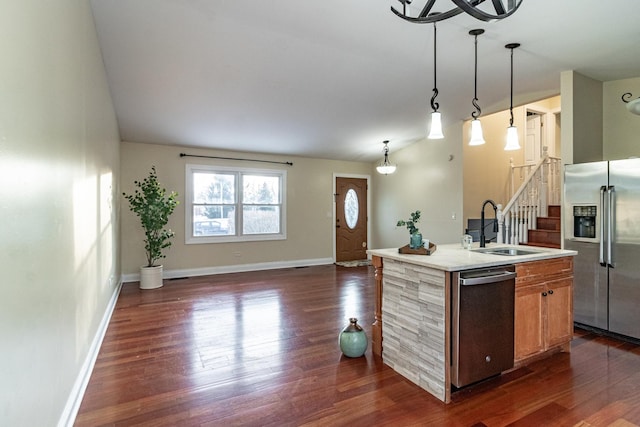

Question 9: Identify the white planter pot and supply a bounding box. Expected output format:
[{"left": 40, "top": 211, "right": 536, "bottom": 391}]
[{"left": 139, "top": 265, "right": 163, "bottom": 290}]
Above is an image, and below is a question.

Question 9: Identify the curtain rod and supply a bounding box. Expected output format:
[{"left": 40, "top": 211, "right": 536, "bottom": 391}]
[{"left": 179, "top": 153, "right": 293, "bottom": 166}]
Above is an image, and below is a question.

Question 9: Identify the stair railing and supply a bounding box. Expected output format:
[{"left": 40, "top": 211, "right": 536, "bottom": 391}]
[{"left": 497, "top": 150, "right": 561, "bottom": 245}]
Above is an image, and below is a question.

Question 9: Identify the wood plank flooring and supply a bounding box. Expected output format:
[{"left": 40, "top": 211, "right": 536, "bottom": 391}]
[{"left": 76, "top": 265, "right": 640, "bottom": 426}]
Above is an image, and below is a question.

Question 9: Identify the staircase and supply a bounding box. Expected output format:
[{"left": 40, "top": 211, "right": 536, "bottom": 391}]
[
  {"left": 496, "top": 149, "right": 562, "bottom": 248},
  {"left": 526, "top": 205, "right": 561, "bottom": 248}
]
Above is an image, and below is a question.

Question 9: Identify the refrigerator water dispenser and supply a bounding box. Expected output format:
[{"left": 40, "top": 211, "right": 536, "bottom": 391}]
[{"left": 573, "top": 205, "right": 597, "bottom": 239}]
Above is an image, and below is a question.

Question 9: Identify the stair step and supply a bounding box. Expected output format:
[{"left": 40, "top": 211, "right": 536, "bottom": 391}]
[
  {"left": 527, "top": 229, "right": 561, "bottom": 248},
  {"left": 548, "top": 205, "right": 561, "bottom": 218},
  {"left": 536, "top": 216, "right": 561, "bottom": 231}
]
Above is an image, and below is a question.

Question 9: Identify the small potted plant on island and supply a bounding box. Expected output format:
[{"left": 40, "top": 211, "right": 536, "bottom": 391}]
[
  {"left": 123, "top": 166, "right": 179, "bottom": 289},
  {"left": 397, "top": 210, "right": 423, "bottom": 249}
]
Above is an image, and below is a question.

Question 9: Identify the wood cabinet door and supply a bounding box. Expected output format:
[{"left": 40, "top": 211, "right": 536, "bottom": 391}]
[
  {"left": 545, "top": 277, "right": 573, "bottom": 348},
  {"left": 515, "top": 283, "right": 545, "bottom": 361}
]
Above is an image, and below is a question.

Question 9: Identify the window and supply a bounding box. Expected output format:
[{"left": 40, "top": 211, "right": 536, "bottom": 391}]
[{"left": 186, "top": 164, "right": 286, "bottom": 244}]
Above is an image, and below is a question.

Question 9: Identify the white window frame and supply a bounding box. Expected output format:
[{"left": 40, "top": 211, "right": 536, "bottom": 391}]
[{"left": 185, "top": 164, "right": 287, "bottom": 244}]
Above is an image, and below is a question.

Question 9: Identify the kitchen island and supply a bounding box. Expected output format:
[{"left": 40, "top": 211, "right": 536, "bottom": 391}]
[{"left": 367, "top": 243, "right": 577, "bottom": 403}]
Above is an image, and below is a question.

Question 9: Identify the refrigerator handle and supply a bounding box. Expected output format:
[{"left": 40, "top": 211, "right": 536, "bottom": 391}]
[
  {"left": 600, "top": 186, "right": 607, "bottom": 266},
  {"left": 608, "top": 186, "right": 615, "bottom": 268}
]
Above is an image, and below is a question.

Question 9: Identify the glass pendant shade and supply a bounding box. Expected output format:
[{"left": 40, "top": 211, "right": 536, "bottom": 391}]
[
  {"left": 376, "top": 163, "right": 397, "bottom": 175},
  {"left": 428, "top": 111, "right": 444, "bottom": 139},
  {"left": 504, "top": 125, "right": 520, "bottom": 150},
  {"left": 626, "top": 97, "right": 640, "bottom": 115},
  {"left": 468, "top": 119, "right": 486, "bottom": 146}
]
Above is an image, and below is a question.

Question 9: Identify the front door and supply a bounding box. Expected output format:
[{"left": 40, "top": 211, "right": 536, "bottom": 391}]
[{"left": 335, "top": 177, "right": 367, "bottom": 262}]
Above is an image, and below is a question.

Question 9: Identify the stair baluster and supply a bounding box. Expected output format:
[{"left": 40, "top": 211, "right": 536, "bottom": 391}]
[{"left": 497, "top": 151, "right": 561, "bottom": 247}]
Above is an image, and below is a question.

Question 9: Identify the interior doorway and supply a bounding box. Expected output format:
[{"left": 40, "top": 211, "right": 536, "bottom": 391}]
[
  {"left": 525, "top": 107, "right": 560, "bottom": 163},
  {"left": 525, "top": 111, "right": 543, "bottom": 164},
  {"left": 334, "top": 176, "right": 369, "bottom": 262}
]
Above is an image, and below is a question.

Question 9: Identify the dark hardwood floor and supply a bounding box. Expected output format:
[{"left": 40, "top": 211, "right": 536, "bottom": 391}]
[{"left": 76, "top": 265, "right": 640, "bottom": 426}]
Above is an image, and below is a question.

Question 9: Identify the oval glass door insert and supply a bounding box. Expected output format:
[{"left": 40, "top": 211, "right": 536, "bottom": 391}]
[{"left": 344, "top": 189, "right": 358, "bottom": 229}]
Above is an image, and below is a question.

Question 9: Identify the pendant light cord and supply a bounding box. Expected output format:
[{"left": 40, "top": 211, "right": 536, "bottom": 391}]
[
  {"left": 509, "top": 46, "right": 514, "bottom": 126},
  {"left": 505, "top": 42, "right": 520, "bottom": 126},
  {"left": 430, "top": 21, "right": 439, "bottom": 112},
  {"left": 471, "top": 31, "right": 482, "bottom": 119},
  {"left": 382, "top": 141, "right": 390, "bottom": 165}
]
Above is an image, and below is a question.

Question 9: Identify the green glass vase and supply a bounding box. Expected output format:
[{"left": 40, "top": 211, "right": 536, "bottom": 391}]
[
  {"left": 410, "top": 232, "right": 423, "bottom": 249},
  {"left": 339, "top": 318, "right": 368, "bottom": 357}
]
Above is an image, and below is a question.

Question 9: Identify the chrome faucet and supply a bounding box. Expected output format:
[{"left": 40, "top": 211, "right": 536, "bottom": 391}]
[{"left": 480, "top": 199, "right": 498, "bottom": 248}]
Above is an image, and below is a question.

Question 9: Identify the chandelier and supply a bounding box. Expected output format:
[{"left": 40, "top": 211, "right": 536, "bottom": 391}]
[
  {"left": 376, "top": 141, "right": 397, "bottom": 175},
  {"left": 391, "top": 0, "right": 524, "bottom": 24}
]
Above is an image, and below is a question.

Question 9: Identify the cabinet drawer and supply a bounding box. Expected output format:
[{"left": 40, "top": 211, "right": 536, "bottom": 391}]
[{"left": 516, "top": 257, "right": 573, "bottom": 287}]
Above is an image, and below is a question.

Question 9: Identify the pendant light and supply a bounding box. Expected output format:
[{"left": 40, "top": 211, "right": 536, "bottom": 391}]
[
  {"left": 622, "top": 93, "right": 640, "bottom": 115},
  {"left": 504, "top": 42, "right": 521, "bottom": 151},
  {"left": 468, "top": 29, "right": 485, "bottom": 146},
  {"left": 427, "top": 19, "right": 444, "bottom": 139},
  {"left": 376, "top": 140, "right": 397, "bottom": 175}
]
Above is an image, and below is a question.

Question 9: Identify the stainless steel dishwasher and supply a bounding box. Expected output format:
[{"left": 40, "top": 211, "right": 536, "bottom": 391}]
[{"left": 451, "top": 265, "right": 516, "bottom": 388}]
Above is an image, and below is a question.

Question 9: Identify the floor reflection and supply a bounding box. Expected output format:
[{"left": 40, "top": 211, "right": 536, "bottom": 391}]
[
  {"left": 189, "top": 289, "right": 282, "bottom": 384},
  {"left": 340, "top": 281, "right": 366, "bottom": 322}
]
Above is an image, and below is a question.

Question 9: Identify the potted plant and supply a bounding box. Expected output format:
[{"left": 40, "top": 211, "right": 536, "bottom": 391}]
[
  {"left": 123, "top": 166, "right": 179, "bottom": 289},
  {"left": 397, "top": 210, "right": 423, "bottom": 249}
]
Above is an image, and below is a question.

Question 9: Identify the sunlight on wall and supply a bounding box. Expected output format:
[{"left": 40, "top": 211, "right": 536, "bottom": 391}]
[
  {"left": 73, "top": 175, "right": 97, "bottom": 270},
  {"left": 0, "top": 157, "right": 49, "bottom": 199},
  {"left": 100, "top": 172, "right": 113, "bottom": 232},
  {"left": 99, "top": 171, "right": 114, "bottom": 289},
  {"left": 0, "top": 156, "right": 65, "bottom": 279},
  {"left": 73, "top": 170, "right": 117, "bottom": 363}
]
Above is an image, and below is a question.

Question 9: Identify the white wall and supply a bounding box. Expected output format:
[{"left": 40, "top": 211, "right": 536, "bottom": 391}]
[
  {"left": 121, "top": 129, "right": 464, "bottom": 274},
  {"left": 561, "top": 70, "right": 604, "bottom": 164},
  {"left": 0, "top": 2, "right": 121, "bottom": 425},
  {"left": 603, "top": 76, "right": 640, "bottom": 159},
  {"left": 462, "top": 107, "right": 525, "bottom": 226},
  {"left": 561, "top": 72, "right": 640, "bottom": 164},
  {"left": 462, "top": 96, "right": 561, "bottom": 226},
  {"left": 120, "top": 142, "right": 372, "bottom": 276},
  {"left": 371, "top": 125, "right": 464, "bottom": 249}
]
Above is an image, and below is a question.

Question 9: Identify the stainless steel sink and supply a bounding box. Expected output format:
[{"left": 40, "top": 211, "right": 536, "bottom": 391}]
[{"left": 473, "top": 247, "right": 541, "bottom": 256}]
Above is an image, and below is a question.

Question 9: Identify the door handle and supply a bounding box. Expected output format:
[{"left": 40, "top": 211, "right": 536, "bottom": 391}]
[
  {"left": 599, "top": 186, "right": 606, "bottom": 266},
  {"left": 460, "top": 271, "right": 516, "bottom": 286},
  {"left": 607, "top": 186, "right": 615, "bottom": 268}
]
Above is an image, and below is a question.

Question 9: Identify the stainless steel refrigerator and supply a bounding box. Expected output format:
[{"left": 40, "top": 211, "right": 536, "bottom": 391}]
[{"left": 564, "top": 159, "right": 640, "bottom": 341}]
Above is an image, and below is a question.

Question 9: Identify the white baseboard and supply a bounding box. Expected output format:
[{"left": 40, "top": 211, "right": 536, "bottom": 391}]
[
  {"left": 57, "top": 278, "right": 123, "bottom": 427},
  {"left": 121, "top": 257, "right": 335, "bottom": 283}
]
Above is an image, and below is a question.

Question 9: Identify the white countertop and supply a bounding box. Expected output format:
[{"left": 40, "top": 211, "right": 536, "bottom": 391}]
[{"left": 368, "top": 243, "right": 577, "bottom": 272}]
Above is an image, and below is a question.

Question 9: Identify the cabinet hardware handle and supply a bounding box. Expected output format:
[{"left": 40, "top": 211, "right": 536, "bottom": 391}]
[
  {"left": 548, "top": 289, "right": 554, "bottom": 295},
  {"left": 542, "top": 292, "right": 547, "bottom": 297}
]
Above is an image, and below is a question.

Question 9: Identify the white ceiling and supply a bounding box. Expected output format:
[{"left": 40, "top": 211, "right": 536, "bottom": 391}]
[{"left": 90, "top": 0, "right": 640, "bottom": 162}]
